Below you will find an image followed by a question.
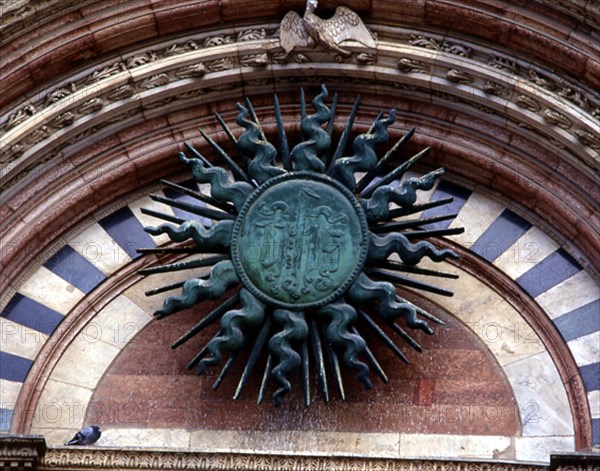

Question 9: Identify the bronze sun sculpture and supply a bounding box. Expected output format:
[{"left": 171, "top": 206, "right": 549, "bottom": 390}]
[{"left": 139, "top": 85, "right": 462, "bottom": 405}]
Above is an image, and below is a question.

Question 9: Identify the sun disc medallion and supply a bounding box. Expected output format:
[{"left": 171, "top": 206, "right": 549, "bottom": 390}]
[
  {"left": 139, "top": 84, "right": 462, "bottom": 406},
  {"left": 232, "top": 172, "right": 369, "bottom": 310}
]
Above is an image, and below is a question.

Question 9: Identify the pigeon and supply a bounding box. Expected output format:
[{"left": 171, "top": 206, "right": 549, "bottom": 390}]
[{"left": 65, "top": 425, "right": 102, "bottom": 445}]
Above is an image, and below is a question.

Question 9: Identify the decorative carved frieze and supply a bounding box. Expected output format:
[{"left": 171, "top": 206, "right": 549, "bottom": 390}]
[
  {"left": 37, "top": 445, "right": 552, "bottom": 471},
  {"left": 50, "top": 111, "right": 76, "bottom": 129},
  {"left": 516, "top": 95, "right": 542, "bottom": 112},
  {"left": 174, "top": 64, "right": 207, "bottom": 79},
  {"left": 558, "top": 86, "right": 591, "bottom": 111},
  {"left": 77, "top": 98, "right": 104, "bottom": 115},
  {"left": 84, "top": 62, "right": 128, "bottom": 85},
  {"left": 397, "top": 57, "right": 430, "bottom": 73},
  {"left": 409, "top": 35, "right": 472, "bottom": 57},
  {"left": 483, "top": 81, "right": 510, "bottom": 97},
  {"left": 488, "top": 55, "right": 519, "bottom": 74},
  {"left": 527, "top": 69, "right": 557, "bottom": 91},
  {"left": 447, "top": 69, "right": 475, "bottom": 84},
  {"left": 575, "top": 130, "right": 600, "bottom": 150},
  {"left": 549, "top": 452, "right": 600, "bottom": 471},
  {"left": 1, "top": 22, "right": 598, "bottom": 197},
  {"left": 106, "top": 84, "right": 137, "bottom": 102},
  {"left": 0, "top": 436, "right": 46, "bottom": 470},
  {"left": 163, "top": 40, "right": 200, "bottom": 57},
  {"left": 544, "top": 109, "right": 572, "bottom": 129},
  {"left": 141, "top": 73, "right": 170, "bottom": 90},
  {"left": 5, "top": 104, "right": 36, "bottom": 131},
  {"left": 204, "top": 35, "right": 234, "bottom": 48},
  {"left": 24, "top": 125, "right": 51, "bottom": 146},
  {"left": 125, "top": 51, "right": 159, "bottom": 69}
]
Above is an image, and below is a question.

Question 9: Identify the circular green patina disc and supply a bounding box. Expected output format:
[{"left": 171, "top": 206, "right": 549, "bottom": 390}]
[{"left": 231, "top": 172, "right": 369, "bottom": 310}]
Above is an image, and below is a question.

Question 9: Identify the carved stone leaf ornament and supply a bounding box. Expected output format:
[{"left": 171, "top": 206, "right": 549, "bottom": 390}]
[{"left": 139, "top": 85, "right": 462, "bottom": 406}]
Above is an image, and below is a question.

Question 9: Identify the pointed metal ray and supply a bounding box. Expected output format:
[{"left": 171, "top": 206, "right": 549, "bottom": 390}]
[
  {"left": 368, "top": 260, "right": 459, "bottom": 279},
  {"left": 350, "top": 326, "right": 388, "bottom": 383},
  {"left": 147, "top": 274, "right": 211, "bottom": 300},
  {"left": 365, "top": 268, "right": 454, "bottom": 297},
  {"left": 329, "top": 107, "right": 384, "bottom": 176},
  {"left": 257, "top": 353, "right": 274, "bottom": 404},
  {"left": 234, "top": 316, "right": 273, "bottom": 400},
  {"left": 171, "top": 292, "right": 241, "bottom": 348},
  {"left": 370, "top": 213, "right": 458, "bottom": 233},
  {"left": 145, "top": 281, "right": 185, "bottom": 296},
  {"left": 184, "top": 142, "right": 213, "bottom": 167},
  {"left": 387, "top": 197, "right": 454, "bottom": 219},
  {"left": 301, "top": 339, "right": 310, "bottom": 406},
  {"left": 320, "top": 321, "right": 345, "bottom": 400},
  {"left": 357, "top": 309, "right": 409, "bottom": 364},
  {"left": 274, "top": 93, "right": 292, "bottom": 171},
  {"left": 389, "top": 322, "right": 422, "bottom": 352},
  {"left": 309, "top": 317, "right": 329, "bottom": 403},
  {"left": 274, "top": 93, "right": 292, "bottom": 170},
  {"left": 300, "top": 88, "right": 306, "bottom": 121},
  {"left": 326, "top": 92, "right": 338, "bottom": 138},
  {"left": 368, "top": 111, "right": 384, "bottom": 132},
  {"left": 150, "top": 194, "right": 235, "bottom": 221},
  {"left": 214, "top": 112, "right": 238, "bottom": 145},
  {"left": 324, "top": 92, "right": 338, "bottom": 168},
  {"left": 360, "top": 147, "right": 430, "bottom": 198},
  {"left": 187, "top": 330, "right": 221, "bottom": 370},
  {"left": 355, "top": 127, "right": 415, "bottom": 193},
  {"left": 139, "top": 254, "right": 229, "bottom": 276},
  {"left": 402, "top": 227, "right": 464, "bottom": 240},
  {"left": 140, "top": 208, "right": 185, "bottom": 225},
  {"left": 245, "top": 96, "right": 268, "bottom": 142},
  {"left": 137, "top": 246, "right": 199, "bottom": 255},
  {"left": 160, "top": 179, "right": 237, "bottom": 214},
  {"left": 214, "top": 352, "right": 239, "bottom": 390},
  {"left": 214, "top": 112, "right": 252, "bottom": 165},
  {"left": 327, "top": 94, "right": 361, "bottom": 173},
  {"left": 405, "top": 300, "right": 445, "bottom": 325},
  {"left": 198, "top": 128, "right": 254, "bottom": 185}
]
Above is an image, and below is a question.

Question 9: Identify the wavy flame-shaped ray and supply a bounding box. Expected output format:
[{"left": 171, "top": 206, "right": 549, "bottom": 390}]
[
  {"left": 348, "top": 272, "right": 433, "bottom": 334},
  {"left": 196, "top": 288, "right": 266, "bottom": 374},
  {"left": 290, "top": 84, "right": 331, "bottom": 172},
  {"left": 329, "top": 109, "right": 396, "bottom": 191},
  {"left": 318, "top": 300, "right": 372, "bottom": 389},
  {"left": 155, "top": 260, "right": 240, "bottom": 318},
  {"left": 236, "top": 103, "right": 285, "bottom": 185},
  {"left": 269, "top": 309, "right": 309, "bottom": 405},
  {"left": 361, "top": 169, "right": 444, "bottom": 223},
  {"left": 367, "top": 232, "right": 458, "bottom": 267},
  {"left": 145, "top": 220, "right": 233, "bottom": 251},
  {"left": 180, "top": 151, "right": 253, "bottom": 210}
]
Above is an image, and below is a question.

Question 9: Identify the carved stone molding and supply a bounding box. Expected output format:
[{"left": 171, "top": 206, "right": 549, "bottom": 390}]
[
  {"left": 1, "top": 1, "right": 598, "bottom": 463},
  {"left": 41, "top": 450, "right": 547, "bottom": 471},
  {"left": 1, "top": 25, "right": 598, "bottom": 200},
  {"left": 0, "top": 436, "right": 46, "bottom": 470},
  {"left": 549, "top": 452, "right": 600, "bottom": 471},
  {"left": 0, "top": 437, "right": 551, "bottom": 471},
  {"left": 0, "top": 438, "right": 553, "bottom": 471}
]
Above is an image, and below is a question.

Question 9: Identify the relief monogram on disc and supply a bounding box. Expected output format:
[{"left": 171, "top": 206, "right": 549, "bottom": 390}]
[{"left": 231, "top": 172, "right": 369, "bottom": 310}]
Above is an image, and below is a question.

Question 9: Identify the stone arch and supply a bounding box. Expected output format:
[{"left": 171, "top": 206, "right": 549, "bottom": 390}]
[
  {"left": 1, "top": 0, "right": 598, "bottom": 462},
  {"left": 1, "top": 182, "right": 595, "bottom": 461}
]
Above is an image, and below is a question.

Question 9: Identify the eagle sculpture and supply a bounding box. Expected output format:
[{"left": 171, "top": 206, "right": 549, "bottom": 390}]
[{"left": 280, "top": 0, "right": 376, "bottom": 56}]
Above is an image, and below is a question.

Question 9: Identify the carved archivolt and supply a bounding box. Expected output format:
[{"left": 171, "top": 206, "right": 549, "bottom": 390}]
[{"left": 1, "top": 24, "right": 598, "bottom": 197}]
